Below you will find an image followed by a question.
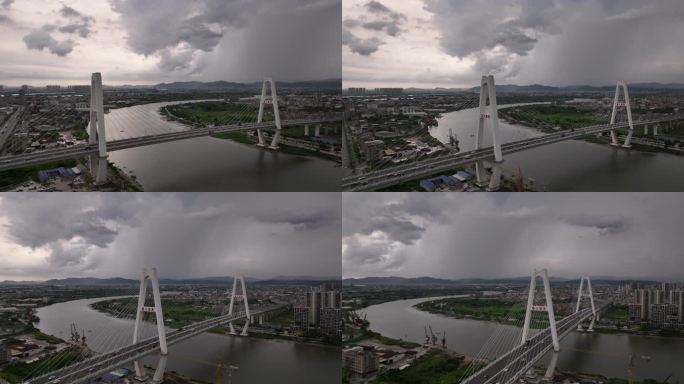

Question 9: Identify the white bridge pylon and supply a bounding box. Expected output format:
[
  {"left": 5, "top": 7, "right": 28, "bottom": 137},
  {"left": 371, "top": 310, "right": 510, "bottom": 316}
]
[
  {"left": 475, "top": 74, "right": 503, "bottom": 191},
  {"left": 575, "top": 276, "right": 597, "bottom": 331},
  {"left": 89, "top": 72, "right": 107, "bottom": 184},
  {"left": 257, "top": 77, "right": 283, "bottom": 150},
  {"left": 228, "top": 275, "right": 251, "bottom": 336},
  {"left": 609, "top": 81, "right": 634, "bottom": 148},
  {"left": 521, "top": 268, "right": 560, "bottom": 352},
  {"left": 133, "top": 268, "right": 167, "bottom": 383}
]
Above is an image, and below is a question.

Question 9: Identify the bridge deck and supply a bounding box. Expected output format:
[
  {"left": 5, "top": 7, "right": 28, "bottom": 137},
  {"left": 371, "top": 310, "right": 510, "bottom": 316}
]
[
  {"left": 342, "top": 115, "right": 684, "bottom": 191},
  {"left": 462, "top": 303, "right": 607, "bottom": 384},
  {"left": 0, "top": 117, "right": 340, "bottom": 172},
  {"left": 29, "top": 305, "right": 283, "bottom": 384}
]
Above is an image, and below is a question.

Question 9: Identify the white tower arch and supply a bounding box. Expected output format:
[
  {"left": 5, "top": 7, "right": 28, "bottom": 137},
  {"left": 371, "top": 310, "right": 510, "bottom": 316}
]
[
  {"left": 475, "top": 75, "right": 503, "bottom": 191},
  {"left": 575, "top": 276, "right": 597, "bottom": 331},
  {"left": 521, "top": 268, "right": 560, "bottom": 352},
  {"left": 228, "top": 276, "right": 251, "bottom": 336},
  {"left": 257, "top": 77, "right": 283, "bottom": 150},
  {"left": 89, "top": 72, "right": 107, "bottom": 184},
  {"left": 609, "top": 81, "right": 634, "bottom": 148},
  {"left": 132, "top": 268, "right": 168, "bottom": 382}
]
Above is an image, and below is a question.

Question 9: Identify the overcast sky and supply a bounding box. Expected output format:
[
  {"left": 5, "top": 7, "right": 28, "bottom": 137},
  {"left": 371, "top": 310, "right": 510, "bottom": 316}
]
[
  {"left": 0, "top": 193, "right": 341, "bottom": 281},
  {"left": 343, "top": 193, "right": 684, "bottom": 281},
  {"left": 343, "top": 0, "right": 684, "bottom": 89},
  {"left": 0, "top": 0, "right": 341, "bottom": 86}
]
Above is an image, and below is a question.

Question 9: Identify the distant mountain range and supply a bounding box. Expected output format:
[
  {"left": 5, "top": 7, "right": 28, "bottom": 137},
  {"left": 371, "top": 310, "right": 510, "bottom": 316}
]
[
  {"left": 393, "top": 82, "right": 684, "bottom": 94},
  {"left": 153, "top": 78, "right": 341, "bottom": 91},
  {"left": 343, "top": 276, "right": 662, "bottom": 286},
  {"left": 0, "top": 275, "right": 339, "bottom": 286}
]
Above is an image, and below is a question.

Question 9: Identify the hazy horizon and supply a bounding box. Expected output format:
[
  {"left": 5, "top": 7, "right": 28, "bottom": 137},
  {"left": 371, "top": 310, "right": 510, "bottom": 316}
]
[
  {"left": 343, "top": 0, "right": 684, "bottom": 89},
  {"left": 0, "top": 193, "right": 342, "bottom": 281},
  {"left": 343, "top": 193, "right": 684, "bottom": 281},
  {"left": 0, "top": 0, "right": 341, "bottom": 86}
]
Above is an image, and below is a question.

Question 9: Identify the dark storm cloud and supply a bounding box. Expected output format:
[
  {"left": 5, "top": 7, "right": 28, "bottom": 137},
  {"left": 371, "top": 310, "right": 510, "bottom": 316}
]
[
  {"left": 343, "top": 0, "right": 406, "bottom": 55},
  {"left": 23, "top": 29, "right": 77, "bottom": 56},
  {"left": 109, "top": 0, "right": 341, "bottom": 80},
  {"left": 343, "top": 193, "right": 684, "bottom": 280},
  {"left": 0, "top": 193, "right": 341, "bottom": 280},
  {"left": 422, "top": 0, "right": 684, "bottom": 83},
  {"left": 343, "top": 27, "right": 383, "bottom": 56},
  {"left": 1, "top": 0, "right": 13, "bottom": 8}
]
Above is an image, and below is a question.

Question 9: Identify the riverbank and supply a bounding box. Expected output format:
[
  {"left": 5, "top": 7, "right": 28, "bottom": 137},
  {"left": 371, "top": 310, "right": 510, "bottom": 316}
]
[
  {"left": 498, "top": 104, "right": 683, "bottom": 157},
  {"left": 0, "top": 158, "right": 143, "bottom": 192},
  {"left": 212, "top": 131, "right": 341, "bottom": 162}
]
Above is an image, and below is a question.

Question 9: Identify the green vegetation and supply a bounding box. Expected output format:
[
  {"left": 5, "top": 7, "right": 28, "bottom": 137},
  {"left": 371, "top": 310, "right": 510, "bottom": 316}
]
[
  {"left": 602, "top": 304, "right": 628, "bottom": 322},
  {"left": 72, "top": 126, "right": 89, "bottom": 140},
  {"left": 165, "top": 101, "right": 260, "bottom": 126},
  {"left": 349, "top": 329, "right": 420, "bottom": 349},
  {"left": 416, "top": 297, "right": 560, "bottom": 328},
  {"left": 499, "top": 105, "right": 608, "bottom": 133},
  {"left": 371, "top": 352, "right": 481, "bottom": 384},
  {"left": 0, "top": 159, "right": 79, "bottom": 190},
  {"left": 212, "top": 131, "right": 255, "bottom": 145},
  {"left": 0, "top": 348, "right": 87, "bottom": 383},
  {"left": 92, "top": 299, "right": 212, "bottom": 329}
]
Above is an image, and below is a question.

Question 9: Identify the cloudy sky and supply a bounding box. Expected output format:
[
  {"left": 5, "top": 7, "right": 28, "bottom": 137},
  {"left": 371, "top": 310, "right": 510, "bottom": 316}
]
[
  {"left": 0, "top": 193, "right": 341, "bottom": 281},
  {"left": 343, "top": 193, "right": 684, "bottom": 280},
  {"left": 343, "top": 0, "right": 684, "bottom": 89},
  {"left": 0, "top": 0, "right": 340, "bottom": 86}
]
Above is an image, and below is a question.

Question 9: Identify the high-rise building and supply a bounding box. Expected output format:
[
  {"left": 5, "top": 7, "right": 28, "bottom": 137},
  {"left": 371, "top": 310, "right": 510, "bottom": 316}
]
[
  {"left": 319, "top": 308, "right": 342, "bottom": 337},
  {"left": 679, "top": 291, "right": 684, "bottom": 323},
  {"left": 363, "top": 140, "right": 385, "bottom": 162},
  {"left": 46, "top": 85, "right": 61, "bottom": 92},
  {"left": 348, "top": 88, "right": 366, "bottom": 95},
  {"left": 305, "top": 289, "right": 322, "bottom": 325},
  {"left": 628, "top": 304, "right": 641, "bottom": 324},
  {"left": 639, "top": 289, "right": 650, "bottom": 321},
  {"left": 294, "top": 305, "right": 309, "bottom": 329},
  {"left": 343, "top": 346, "right": 379, "bottom": 375}
]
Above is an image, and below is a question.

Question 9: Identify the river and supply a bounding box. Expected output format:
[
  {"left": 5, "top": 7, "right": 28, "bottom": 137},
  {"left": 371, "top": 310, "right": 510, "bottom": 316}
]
[
  {"left": 103, "top": 101, "right": 341, "bottom": 191},
  {"left": 363, "top": 296, "right": 684, "bottom": 381},
  {"left": 35, "top": 297, "right": 340, "bottom": 383},
  {"left": 431, "top": 105, "right": 684, "bottom": 191}
]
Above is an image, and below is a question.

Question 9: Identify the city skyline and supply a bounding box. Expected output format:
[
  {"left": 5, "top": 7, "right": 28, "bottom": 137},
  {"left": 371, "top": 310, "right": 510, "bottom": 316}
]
[
  {"left": 342, "top": 193, "right": 684, "bottom": 280},
  {"left": 0, "top": 193, "right": 342, "bottom": 281},
  {"left": 0, "top": 0, "right": 341, "bottom": 86},
  {"left": 343, "top": 0, "right": 684, "bottom": 89}
]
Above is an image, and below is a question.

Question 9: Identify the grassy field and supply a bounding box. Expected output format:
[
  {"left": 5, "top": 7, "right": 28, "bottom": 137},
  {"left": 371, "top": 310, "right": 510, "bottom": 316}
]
[
  {"left": 0, "top": 348, "right": 86, "bottom": 383},
  {"left": 349, "top": 329, "right": 420, "bottom": 349},
  {"left": 500, "top": 105, "right": 608, "bottom": 132},
  {"left": 415, "top": 298, "right": 560, "bottom": 328},
  {"left": 166, "top": 101, "right": 261, "bottom": 125},
  {"left": 0, "top": 158, "right": 79, "bottom": 190},
  {"left": 602, "top": 304, "right": 629, "bottom": 322},
  {"left": 92, "top": 299, "right": 213, "bottom": 329},
  {"left": 371, "top": 352, "right": 480, "bottom": 384}
]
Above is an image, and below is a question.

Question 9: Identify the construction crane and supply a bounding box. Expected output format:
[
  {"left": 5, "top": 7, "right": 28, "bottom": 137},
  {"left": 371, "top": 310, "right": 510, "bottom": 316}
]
[
  {"left": 216, "top": 361, "right": 239, "bottom": 384},
  {"left": 429, "top": 325, "right": 438, "bottom": 345}
]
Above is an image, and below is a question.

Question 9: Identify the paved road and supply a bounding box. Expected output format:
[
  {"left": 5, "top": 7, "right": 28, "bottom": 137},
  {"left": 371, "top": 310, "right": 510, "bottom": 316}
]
[
  {"left": 0, "top": 117, "right": 341, "bottom": 172},
  {"left": 462, "top": 303, "right": 607, "bottom": 384},
  {"left": 342, "top": 115, "right": 684, "bottom": 191},
  {"left": 29, "top": 305, "right": 283, "bottom": 384}
]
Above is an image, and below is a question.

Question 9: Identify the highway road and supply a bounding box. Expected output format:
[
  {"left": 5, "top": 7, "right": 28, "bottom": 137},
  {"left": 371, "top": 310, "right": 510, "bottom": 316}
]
[
  {"left": 342, "top": 115, "right": 684, "bottom": 191},
  {"left": 0, "top": 117, "right": 340, "bottom": 172},
  {"left": 462, "top": 303, "right": 607, "bottom": 384},
  {"left": 28, "top": 305, "right": 284, "bottom": 384}
]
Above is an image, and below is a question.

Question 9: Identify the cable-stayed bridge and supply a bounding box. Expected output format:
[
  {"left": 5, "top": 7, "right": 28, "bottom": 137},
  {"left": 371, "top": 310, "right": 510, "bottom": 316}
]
[
  {"left": 343, "top": 75, "right": 684, "bottom": 191},
  {"left": 455, "top": 271, "right": 607, "bottom": 384},
  {"left": 25, "top": 269, "right": 284, "bottom": 384},
  {"left": 0, "top": 74, "right": 341, "bottom": 183}
]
